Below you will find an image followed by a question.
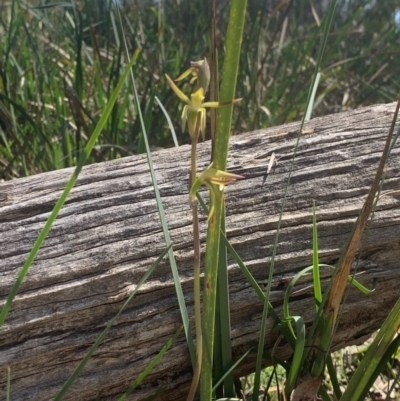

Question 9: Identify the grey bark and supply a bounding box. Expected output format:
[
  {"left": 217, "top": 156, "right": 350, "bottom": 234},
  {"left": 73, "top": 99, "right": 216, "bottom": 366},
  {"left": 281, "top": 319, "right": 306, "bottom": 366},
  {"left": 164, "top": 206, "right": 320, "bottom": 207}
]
[{"left": 0, "top": 102, "right": 400, "bottom": 401}]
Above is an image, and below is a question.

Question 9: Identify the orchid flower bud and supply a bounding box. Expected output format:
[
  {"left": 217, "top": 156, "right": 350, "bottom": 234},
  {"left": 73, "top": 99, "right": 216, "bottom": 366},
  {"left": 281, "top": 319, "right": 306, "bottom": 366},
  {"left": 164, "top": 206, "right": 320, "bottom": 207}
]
[{"left": 175, "top": 58, "right": 210, "bottom": 94}]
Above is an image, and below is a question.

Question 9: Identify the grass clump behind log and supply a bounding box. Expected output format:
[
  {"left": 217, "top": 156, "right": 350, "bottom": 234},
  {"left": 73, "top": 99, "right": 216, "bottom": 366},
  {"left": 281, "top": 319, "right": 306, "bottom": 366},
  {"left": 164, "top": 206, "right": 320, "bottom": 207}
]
[{"left": 0, "top": 0, "right": 399, "bottom": 180}]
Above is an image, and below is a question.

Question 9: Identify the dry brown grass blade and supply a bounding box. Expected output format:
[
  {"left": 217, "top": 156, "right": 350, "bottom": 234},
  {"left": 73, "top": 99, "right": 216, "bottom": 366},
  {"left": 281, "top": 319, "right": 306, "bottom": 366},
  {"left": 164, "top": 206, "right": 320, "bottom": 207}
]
[{"left": 324, "top": 99, "right": 400, "bottom": 329}]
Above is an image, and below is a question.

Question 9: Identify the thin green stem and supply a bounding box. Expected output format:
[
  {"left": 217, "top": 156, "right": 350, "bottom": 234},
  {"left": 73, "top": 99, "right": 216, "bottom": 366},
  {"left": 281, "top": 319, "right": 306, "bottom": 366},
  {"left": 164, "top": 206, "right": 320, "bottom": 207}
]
[
  {"left": 201, "top": 187, "right": 223, "bottom": 401},
  {"left": 187, "top": 127, "right": 202, "bottom": 401}
]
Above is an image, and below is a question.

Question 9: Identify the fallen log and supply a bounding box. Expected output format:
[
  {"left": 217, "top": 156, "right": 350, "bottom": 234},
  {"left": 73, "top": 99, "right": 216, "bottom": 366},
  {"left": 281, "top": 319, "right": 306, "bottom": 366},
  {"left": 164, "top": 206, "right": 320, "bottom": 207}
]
[{"left": 1, "top": 102, "right": 400, "bottom": 401}]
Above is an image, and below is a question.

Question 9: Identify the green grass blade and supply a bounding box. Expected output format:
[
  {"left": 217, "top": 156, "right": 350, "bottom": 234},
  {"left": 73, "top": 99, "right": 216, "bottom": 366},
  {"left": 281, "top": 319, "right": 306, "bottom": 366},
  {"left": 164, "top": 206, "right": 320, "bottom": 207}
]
[
  {"left": 53, "top": 245, "right": 171, "bottom": 401},
  {"left": 137, "top": 87, "right": 157, "bottom": 154},
  {"left": 110, "top": 8, "right": 121, "bottom": 49},
  {"left": 213, "top": 1, "right": 247, "bottom": 171},
  {"left": 389, "top": 125, "right": 400, "bottom": 154},
  {"left": 385, "top": 338, "right": 400, "bottom": 399},
  {"left": 117, "top": 7, "right": 195, "bottom": 367},
  {"left": 155, "top": 96, "right": 179, "bottom": 147},
  {"left": 117, "top": 324, "right": 183, "bottom": 401},
  {"left": 282, "top": 264, "right": 324, "bottom": 348},
  {"left": 212, "top": 349, "right": 252, "bottom": 392},
  {"left": 305, "top": 72, "right": 321, "bottom": 121},
  {"left": 312, "top": 201, "right": 322, "bottom": 306},
  {"left": 303, "top": 2, "right": 338, "bottom": 121},
  {"left": 214, "top": 210, "right": 235, "bottom": 398},
  {"left": 319, "top": 385, "right": 333, "bottom": 401},
  {"left": 285, "top": 316, "right": 306, "bottom": 398},
  {"left": 0, "top": 50, "right": 139, "bottom": 327},
  {"left": 326, "top": 353, "right": 342, "bottom": 399}
]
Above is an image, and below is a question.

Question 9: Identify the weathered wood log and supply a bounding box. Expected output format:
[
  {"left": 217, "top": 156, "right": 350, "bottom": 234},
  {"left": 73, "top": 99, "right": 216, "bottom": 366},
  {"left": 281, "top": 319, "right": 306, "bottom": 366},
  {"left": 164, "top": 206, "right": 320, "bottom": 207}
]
[{"left": 1, "top": 102, "right": 400, "bottom": 401}]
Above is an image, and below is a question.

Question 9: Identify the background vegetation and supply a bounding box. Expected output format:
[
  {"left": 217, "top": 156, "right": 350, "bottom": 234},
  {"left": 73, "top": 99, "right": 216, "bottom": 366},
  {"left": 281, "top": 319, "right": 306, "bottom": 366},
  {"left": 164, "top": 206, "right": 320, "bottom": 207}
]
[
  {"left": 0, "top": 0, "right": 399, "bottom": 180},
  {"left": 0, "top": 1, "right": 400, "bottom": 399}
]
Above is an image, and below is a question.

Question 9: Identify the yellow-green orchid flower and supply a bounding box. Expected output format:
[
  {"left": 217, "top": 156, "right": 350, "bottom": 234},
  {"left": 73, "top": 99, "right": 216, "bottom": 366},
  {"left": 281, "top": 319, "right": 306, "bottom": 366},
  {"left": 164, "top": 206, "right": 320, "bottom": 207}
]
[
  {"left": 166, "top": 74, "right": 220, "bottom": 140},
  {"left": 190, "top": 165, "right": 244, "bottom": 198},
  {"left": 166, "top": 74, "right": 241, "bottom": 140},
  {"left": 190, "top": 165, "right": 244, "bottom": 222}
]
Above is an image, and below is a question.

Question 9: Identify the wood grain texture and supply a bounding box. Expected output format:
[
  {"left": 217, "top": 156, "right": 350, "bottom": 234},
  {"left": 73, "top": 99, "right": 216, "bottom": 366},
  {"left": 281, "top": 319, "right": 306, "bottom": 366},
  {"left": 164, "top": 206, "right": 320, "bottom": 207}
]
[{"left": 1, "top": 102, "right": 400, "bottom": 401}]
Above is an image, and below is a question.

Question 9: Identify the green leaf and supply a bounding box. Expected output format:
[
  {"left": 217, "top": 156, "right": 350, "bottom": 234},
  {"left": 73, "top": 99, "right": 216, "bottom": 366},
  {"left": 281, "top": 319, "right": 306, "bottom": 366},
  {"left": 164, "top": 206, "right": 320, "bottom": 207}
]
[{"left": 201, "top": 1, "right": 248, "bottom": 398}]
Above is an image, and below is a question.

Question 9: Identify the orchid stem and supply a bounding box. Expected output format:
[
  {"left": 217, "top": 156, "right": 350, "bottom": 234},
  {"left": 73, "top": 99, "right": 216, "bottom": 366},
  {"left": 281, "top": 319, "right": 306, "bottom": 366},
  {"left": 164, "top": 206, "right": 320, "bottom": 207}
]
[{"left": 186, "top": 126, "right": 202, "bottom": 401}]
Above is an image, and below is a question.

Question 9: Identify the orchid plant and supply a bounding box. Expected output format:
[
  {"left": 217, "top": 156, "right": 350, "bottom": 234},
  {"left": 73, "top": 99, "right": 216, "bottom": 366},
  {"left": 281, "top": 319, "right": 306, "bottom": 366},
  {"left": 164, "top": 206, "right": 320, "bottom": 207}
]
[{"left": 166, "top": 58, "right": 242, "bottom": 401}]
